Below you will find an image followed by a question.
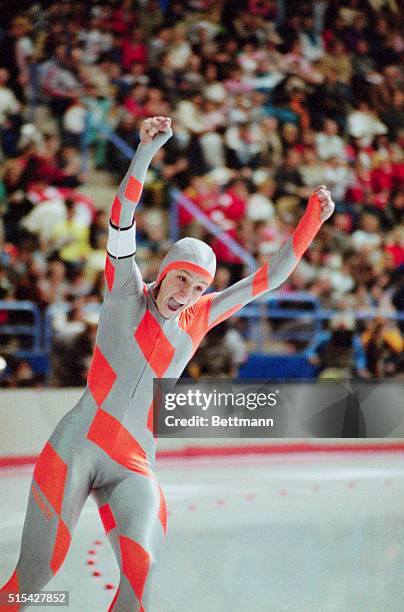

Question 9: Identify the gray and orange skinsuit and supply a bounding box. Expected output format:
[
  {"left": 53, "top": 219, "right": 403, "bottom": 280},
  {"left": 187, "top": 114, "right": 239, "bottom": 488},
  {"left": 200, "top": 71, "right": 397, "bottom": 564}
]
[{"left": 1, "top": 130, "right": 325, "bottom": 611}]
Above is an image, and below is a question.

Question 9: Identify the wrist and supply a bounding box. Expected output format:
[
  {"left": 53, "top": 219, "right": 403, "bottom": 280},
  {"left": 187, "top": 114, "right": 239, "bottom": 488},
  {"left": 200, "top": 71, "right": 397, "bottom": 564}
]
[{"left": 292, "top": 195, "right": 323, "bottom": 259}]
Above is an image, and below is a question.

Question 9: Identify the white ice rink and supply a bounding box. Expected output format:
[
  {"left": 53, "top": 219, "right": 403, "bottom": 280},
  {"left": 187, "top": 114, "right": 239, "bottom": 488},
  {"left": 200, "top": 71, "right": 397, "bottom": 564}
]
[{"left": 1, "top": 451, "right": 404, "bottom": 612}]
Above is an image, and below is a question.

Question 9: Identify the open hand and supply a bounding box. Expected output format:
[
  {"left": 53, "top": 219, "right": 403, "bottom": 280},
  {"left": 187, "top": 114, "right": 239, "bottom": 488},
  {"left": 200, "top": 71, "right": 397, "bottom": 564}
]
[
  {"left": 140, "top": 116, "right": 172, "bottom": 145},
  {"left": 312, "top": 185, "right": 335, "bottom": 222}
]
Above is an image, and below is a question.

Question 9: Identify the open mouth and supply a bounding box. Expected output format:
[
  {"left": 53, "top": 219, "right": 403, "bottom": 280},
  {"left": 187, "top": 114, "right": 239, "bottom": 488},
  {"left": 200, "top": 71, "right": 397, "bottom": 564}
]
[{"left": 167, "top": 297, "right": 185, "bottom": 312}]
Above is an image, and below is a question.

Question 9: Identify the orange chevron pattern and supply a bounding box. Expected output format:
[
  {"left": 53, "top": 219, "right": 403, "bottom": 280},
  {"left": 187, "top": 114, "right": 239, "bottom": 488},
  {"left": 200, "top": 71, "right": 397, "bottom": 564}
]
[
  {"left": 292, "top": 193, "right": 322, "bottom": 259},
  {"left": 87, "top": 408, "right": 153, "bottom": 478},
  {"left": 135, "top": 311, "right": 175, "bottom": 377},
  {"left": 179, "top": 294, "right": 213, "bottom": 353},
  {"left": 32, "top": 443, "right": 72, "bottom": 578},
  {"left": 110, "top": 196, "right": 122, "bottom": 226},
  {"left": 99, "top": 503, "right": 117, "bottom": 534},
  {"left": 50, "top": 518, "right": 71, "bottom": 575},
  {"left": 33, "top": 442, "right": 67, "bottom": 515},
  {"left": 104, "top": 255, "right": 115, "bottom": 292},
  {"left": 124, "top": 176, "right": 143, "bottom": 203},
  {"left": 119, "top": 536, "right": 150, "bottom": 609},
  {"left": 252, "top": 262, "right": 269, "bottom": 296},
  {"left": 88, "top": 345, "right": 117, "bottom": 408},
  {"left": 158, "top": 485, "right": 167, "bottom": 536}
]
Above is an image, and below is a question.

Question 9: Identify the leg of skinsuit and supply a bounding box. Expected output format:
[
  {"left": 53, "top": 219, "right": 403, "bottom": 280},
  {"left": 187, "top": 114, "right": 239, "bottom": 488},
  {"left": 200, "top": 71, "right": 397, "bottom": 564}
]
[
  {"left": 0, "top": 423, "right": 95, "bottom": 611},
  {"left": 92, "top": 472, "right": 167, "bottom": 612}
]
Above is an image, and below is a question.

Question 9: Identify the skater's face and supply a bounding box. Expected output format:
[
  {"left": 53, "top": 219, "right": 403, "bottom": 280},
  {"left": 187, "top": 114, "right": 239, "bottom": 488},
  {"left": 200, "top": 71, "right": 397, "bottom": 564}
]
[{"left": 155, "top": 269, "right": 209, "bottom": 319}]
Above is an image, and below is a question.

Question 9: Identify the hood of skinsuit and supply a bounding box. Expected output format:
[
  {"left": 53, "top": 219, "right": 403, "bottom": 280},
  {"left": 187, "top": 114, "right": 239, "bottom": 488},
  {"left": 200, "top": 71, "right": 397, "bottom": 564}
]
[{"left": 155, "top": 237, "right": 217, "bottom": 287}]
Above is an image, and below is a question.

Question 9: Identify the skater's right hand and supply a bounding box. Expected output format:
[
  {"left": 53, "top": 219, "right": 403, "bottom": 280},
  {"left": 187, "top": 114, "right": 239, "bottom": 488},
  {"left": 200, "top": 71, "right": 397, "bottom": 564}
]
[{"left": 140, "top": 116, "right": 172, "bottom": 145}]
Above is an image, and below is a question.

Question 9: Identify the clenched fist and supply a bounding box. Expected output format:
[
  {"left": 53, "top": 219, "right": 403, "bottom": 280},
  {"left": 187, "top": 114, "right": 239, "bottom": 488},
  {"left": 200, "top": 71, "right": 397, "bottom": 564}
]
[
  {"left": 140, "top": 116, "right": 172, "bottom": 145},
  {"left": 312, "top": 185, "right": 335, "bottom": 222}
]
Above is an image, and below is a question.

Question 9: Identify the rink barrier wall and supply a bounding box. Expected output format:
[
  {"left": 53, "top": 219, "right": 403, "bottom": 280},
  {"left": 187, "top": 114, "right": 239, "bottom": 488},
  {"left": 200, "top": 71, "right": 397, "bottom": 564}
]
[
  {"left": 0, "top": 390, "right": 403, "bottom": 465},
  {"left": 1, "top": 443, "right": 404, "bottom": 469}
]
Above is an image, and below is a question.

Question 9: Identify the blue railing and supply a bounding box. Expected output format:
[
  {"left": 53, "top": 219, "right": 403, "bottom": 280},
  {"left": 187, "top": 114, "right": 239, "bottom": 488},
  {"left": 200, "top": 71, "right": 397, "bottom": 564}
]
[
  {"left": 2, "top": 298, "right": 404, "bottom": 381},
  {"left": 0, "top": 301, "right": 42, "bottom": 351},
  {"left": 0, "top": 301, "right": 49, "bottom": 379}
]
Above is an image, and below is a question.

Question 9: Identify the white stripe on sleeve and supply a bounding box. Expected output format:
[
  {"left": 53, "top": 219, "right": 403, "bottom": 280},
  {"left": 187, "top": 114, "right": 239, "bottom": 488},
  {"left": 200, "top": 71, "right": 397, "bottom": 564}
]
[{"left": 107, "top": 222, "right": 136, "bottom": 258}]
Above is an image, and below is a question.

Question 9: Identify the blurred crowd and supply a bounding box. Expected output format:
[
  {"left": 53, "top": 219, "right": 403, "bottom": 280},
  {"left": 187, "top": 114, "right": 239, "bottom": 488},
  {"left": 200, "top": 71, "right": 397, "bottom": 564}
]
[{"left": 0, "top": 0, "right": 403, "bottom": 386}]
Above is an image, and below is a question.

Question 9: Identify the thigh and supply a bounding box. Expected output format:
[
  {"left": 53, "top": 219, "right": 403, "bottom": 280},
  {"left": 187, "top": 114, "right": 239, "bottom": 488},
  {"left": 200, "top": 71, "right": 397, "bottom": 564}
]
[
  {"left": 16, "top": 428, "right": 96, "bottom": 588},
  {"left": 93, "top": 472, "right": 167, "bottom": 560}
]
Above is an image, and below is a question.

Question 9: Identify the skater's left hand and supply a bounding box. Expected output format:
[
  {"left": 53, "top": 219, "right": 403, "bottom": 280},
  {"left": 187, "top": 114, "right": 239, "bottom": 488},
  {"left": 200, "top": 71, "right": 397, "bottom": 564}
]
[
  {"left": 140, "top": 116, "right": 172, "bottom": 145},
  {"left": 312, "top": 185, "right": 335, "bottom": 222}
]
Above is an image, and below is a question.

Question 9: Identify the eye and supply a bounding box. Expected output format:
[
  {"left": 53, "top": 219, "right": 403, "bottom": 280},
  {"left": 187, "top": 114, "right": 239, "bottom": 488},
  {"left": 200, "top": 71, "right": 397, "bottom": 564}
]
[
  {"left": 195, "top": 286, "right": 204, "bottom": 293},
  {"left": 178, "top": 275, "right": 186, "bottom": 282}
]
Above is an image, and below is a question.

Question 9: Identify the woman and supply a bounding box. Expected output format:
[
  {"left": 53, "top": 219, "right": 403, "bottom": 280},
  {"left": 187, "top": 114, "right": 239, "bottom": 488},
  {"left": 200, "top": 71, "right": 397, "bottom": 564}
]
[{"left": 0, "top": 116, "right": 335, "bottom": 611}]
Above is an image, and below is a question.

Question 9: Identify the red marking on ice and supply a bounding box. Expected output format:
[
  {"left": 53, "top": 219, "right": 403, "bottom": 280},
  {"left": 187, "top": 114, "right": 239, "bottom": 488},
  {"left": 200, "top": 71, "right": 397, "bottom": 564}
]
[
  {"left": 92, "top": 571, "right": 101, "bottom": 577},
  {"left": 245, "top": 493, "right": 255, "bottom": 501},
  {"left": 188, "top": 504, "right": 196, "bottom": 511},
  {"left": 216, "top": 499, "right": 226, "bottom": 506},
  {"left": 279, "top": 489, "right": 288, "bottom": 496},
  {"left": 105, "top": 583, "right": 115, "bottom": 590},
  {"left": 94, "top": 540, "right": 103, "bottom": 545},
  {"left": 347, "top": 482, "right": 356, "bottom": 489},
  {"left": 88, "top": 549, "right": 96, "bottom": 554},
  {"left": 167, "top": 511, "right": 171, "bottom": 516},
  {"left": 311, "top": 484, "right": 320, "bottom": 492},
  {"left": 87, "top": 559, "right": 95, "bottom": 565}
]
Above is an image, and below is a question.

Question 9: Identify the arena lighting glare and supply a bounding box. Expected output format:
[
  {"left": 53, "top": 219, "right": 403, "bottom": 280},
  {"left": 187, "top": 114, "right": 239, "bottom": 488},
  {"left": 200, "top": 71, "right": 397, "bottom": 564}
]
[{"left": 0, "top": 356, "right": 7, "bottom": 371}]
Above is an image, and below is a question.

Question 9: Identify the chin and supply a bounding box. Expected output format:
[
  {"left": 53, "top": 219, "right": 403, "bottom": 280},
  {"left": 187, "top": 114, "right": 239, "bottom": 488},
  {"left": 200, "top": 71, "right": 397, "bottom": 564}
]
[
  {"left": 164, "top": 311, "right": 176, "bottom": 319},
  {"left": 159, "top": 307, "right": 175, "bottom": 319},
  {"left": 163, "top": 305, "right": 185, "bottom": 319}
]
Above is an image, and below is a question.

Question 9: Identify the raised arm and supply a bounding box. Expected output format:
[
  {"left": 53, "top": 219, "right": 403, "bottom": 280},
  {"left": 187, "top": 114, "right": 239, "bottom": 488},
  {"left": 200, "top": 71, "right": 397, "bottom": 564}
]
[
  {"left": 205, "top": 186, "right": 335, "bottom": 329},
  {"left": 104, "top": 117, "right": 172, "bottom": 297}
]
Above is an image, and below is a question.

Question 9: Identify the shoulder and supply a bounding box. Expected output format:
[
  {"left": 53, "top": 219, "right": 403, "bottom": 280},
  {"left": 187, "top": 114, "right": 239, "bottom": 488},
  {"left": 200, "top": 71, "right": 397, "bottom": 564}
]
[
  {"left": 178, "top": 293, "right": 217, "bottom": 345},
  {"left": 179, "top": 293, "right": 216, "bottom": 325}
]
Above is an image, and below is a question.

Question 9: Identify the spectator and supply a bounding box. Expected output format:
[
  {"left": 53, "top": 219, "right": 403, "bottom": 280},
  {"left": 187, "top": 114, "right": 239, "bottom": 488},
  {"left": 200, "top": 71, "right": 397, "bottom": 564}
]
[
  {"left": 299, "top": 14, "right": 325, "bottom": 62},
  {"left": 40, "top": 45, "right": 82, "bottom": 130},
  {"left": 49, "top": 199, "right": 91, "bottom": 269},
  {"left": 0, "top": 0, "right": 403, "bottom": 384},
  {"left": 318, "top": 39, "right": 353, "bottom": 84},
  {"left": 361, "top": 317, "right": 404, "bottom": 377},
  {"left": 315, "top": 119, "right": 346, "bottom": 161},
  {"left": 347, "top": 100, "right": 388, "bottom": 146},
  {"left": 50, "top": 310, "right": 98, "bottom": 386},
  {"left": 307, "top": 312, "right": 370, "bottom": 379},
  {"left": 121, "top": 27, "right": 147, "bottom": 71},
  {"left": 166, "top": 24, "right": 192, "bottom": 71},
  {"left": 0, "top": 68, "right": 21, "bottom": 128},
  {"left": 351, "top": 213, "right": 383, "bottom": 251}
]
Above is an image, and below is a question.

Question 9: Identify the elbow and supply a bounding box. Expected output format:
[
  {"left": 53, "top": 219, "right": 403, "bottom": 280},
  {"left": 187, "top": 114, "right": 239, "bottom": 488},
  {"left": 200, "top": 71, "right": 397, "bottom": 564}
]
[{"left": 267, "top": 274, "right": 289, "bottom": 292}]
